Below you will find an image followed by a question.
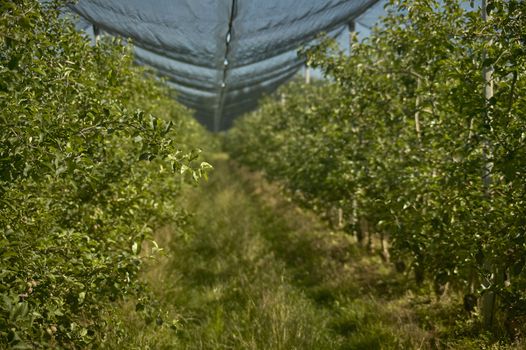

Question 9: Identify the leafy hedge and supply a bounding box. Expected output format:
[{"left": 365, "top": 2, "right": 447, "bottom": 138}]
[
  {"left": 1, "top": 1, "right": 211, "bottom": 348},
  {"left": 226, "top": 0, "right": 526, "bottom": 338}
]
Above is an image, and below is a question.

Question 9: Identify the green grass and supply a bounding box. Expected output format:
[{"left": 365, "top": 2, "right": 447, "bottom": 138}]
[
  {"left": 163, "top": 156, "right": 335, "bottom": 349},
  {"left": 107, "top": 154, "right": 524, "bottom": 349}
]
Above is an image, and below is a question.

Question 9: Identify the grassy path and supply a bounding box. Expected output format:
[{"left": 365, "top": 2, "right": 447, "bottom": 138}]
[{"left": 114, "top": 155, "right": 472, "bottom": 349}]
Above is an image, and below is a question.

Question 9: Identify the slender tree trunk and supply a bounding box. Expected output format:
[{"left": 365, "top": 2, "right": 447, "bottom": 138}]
[
  {"left": 380, "top": 231, "right": 390, "bottom": 262},
  {"left": 352, "top": 198, "right": 361, "bottom": 243},
  {"left": 338, "top": 207, "right": 344, "bottom": 229}
]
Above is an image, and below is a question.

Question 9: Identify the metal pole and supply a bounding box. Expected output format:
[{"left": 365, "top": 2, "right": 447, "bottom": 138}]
[
  {"left": 93, "top": 25, "right": 100, "bottom": 45},
  {"left": 480, "top": 0, "right": 500, "bottom": 330},
  {"left": 348, "top": 19, "right": 360, "bottom": 241},
  {"left": 305, "top": 66, "right": 310, "bottom": 84},
  {"left": 415, "top": 78, "right": 422, "bottom": 142},
  {"left": 348, "top": 21, "right": 355, "bottom": 52},
  {"left": 482, "top": 0, "right": 494, "bottom": 190}
]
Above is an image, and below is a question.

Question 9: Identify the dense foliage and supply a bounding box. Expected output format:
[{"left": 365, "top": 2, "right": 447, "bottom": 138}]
[
  {"left": 226, "top": 0, "right": 526, "bottom": 338},
  {"left": 0, "top": 1, "right": 211, "bottom": 348}
]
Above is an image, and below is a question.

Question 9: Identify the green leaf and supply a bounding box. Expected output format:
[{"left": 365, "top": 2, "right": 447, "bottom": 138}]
[{"left": 7, "top": 55, "right": 20, "bottom": 70}]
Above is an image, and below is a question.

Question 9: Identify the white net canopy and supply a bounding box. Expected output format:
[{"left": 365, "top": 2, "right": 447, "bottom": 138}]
[{"left": 69, "top": 0, "right": 382, "bottom": 130}]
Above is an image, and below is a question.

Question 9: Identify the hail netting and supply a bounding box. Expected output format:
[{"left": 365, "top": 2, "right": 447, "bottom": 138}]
[{"left": 69, "top": 0, "right": 380, "bottom": 131}]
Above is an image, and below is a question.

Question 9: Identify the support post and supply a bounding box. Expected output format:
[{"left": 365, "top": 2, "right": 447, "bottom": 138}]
[
  {"left": 480, "top": 0, "right": 503, "bottom": 331},
  {"left": 93, "top": 25, "right": 100, "bottom": 46},
  {"left": 348, "top": 20, "right": 356, "bottom": 50},
  {"left": 415, "top": 78, "right": 422, "bottom": 142},
  {"left": 348, "top": 20, "right": 360, "bottom": 244}
]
